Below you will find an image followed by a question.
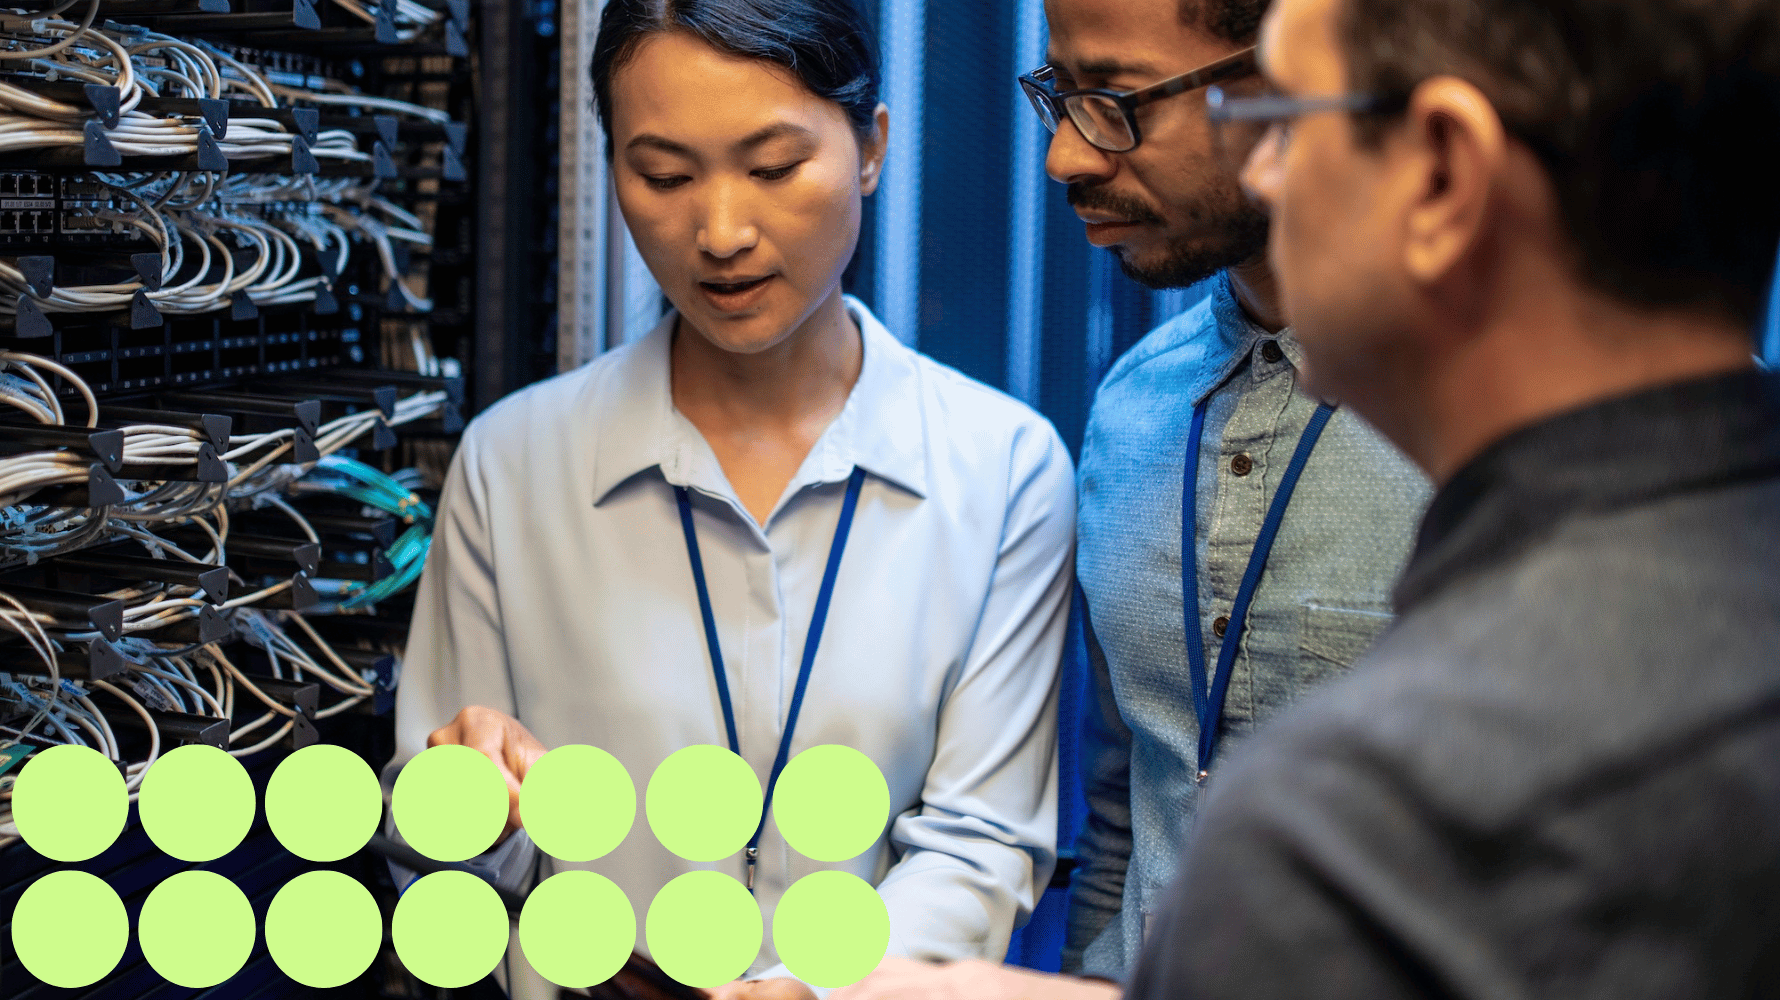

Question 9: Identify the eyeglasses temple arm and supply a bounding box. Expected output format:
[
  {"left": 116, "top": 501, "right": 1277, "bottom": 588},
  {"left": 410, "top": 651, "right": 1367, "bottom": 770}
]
[
  {"left": 1205, "top": 91, "right": 1403, "bottom": 123},
  {"left": 1132, "top": 46, "right": 1259, "bottom": 105}
]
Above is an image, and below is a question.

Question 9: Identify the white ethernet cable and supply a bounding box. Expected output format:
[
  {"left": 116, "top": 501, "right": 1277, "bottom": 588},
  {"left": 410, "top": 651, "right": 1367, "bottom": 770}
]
[{"left": 0, "top": 0, "right": 100, "bottom": 62}]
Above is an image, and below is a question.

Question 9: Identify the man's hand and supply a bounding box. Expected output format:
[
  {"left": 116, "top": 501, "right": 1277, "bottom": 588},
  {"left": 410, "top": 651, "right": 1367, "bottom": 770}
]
[
  {"left": 705, "top": 978, "right": 818, "bottom": 1000},
  {"left": 829, "top": 958, "right": 1121, "bottom": 1000},
  {"left": 427, "top": 705, "right": 548, "bottom": 838}
]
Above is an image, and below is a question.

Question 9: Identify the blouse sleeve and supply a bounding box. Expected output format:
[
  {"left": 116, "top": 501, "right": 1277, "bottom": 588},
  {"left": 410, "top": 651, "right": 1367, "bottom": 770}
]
[
  {"left": 382, "top": 426, "right": 539, "bottom": 895},
  {"left": 872, "top": 418, "right": 1077, "bottom": 961}
]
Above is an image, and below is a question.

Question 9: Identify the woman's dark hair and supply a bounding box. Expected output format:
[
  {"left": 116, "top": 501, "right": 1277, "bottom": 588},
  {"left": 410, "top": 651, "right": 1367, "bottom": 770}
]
[{"left": 590, "top": 0, "right": 880, "bottom": 158}]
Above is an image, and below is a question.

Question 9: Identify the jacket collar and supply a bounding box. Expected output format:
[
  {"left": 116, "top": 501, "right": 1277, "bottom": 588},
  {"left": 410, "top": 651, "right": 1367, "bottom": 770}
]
[{"left": 1394, "top": 369, "right": 1780, "bottom": 611}]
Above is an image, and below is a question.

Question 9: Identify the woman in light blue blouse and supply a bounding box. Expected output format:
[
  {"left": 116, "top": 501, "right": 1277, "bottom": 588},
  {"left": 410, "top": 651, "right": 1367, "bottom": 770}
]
[{"left": 394, "top": 0, "right": 1076, "bottom": 994}]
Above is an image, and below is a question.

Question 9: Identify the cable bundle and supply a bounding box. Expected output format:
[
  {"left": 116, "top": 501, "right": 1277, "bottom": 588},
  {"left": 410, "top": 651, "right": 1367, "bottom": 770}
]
[
  {"left": 0, "top": 11, "right": 376, "bottom": 163},
  {"left": 0, "top": 348, "right": 98, "bottom": 507},
  {"left": 288, "top": 455, "right": 432, "bottom": 610},
  {"left": 1, "top": 351, "right": 448, "bottom": 557},
  {"left": 0, "top": 7, "right": 459, "bottom": 138},
  {"left": 0, "top": 169, "right": 435, "bottom": 320},
  {"left": 0, "top": 600, "right": 394, "bottom": 850},
  {"left": 1, "top": 364, "right": 438, "bottom": 847},
  {"left": 330, "top": 0, "right": 443, "bottom": 43},
  {"left": 0, "top": 8, "right": 454, "bottom": 329}
]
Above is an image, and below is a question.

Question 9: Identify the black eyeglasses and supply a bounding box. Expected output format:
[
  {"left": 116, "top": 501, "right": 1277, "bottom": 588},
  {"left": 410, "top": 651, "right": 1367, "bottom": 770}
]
[
  {"left": 1204, "top": 84, "right": 1410, "bottom": 173},
  {"left": 1018, "top": 47, "right": 1258, "bottom": 153}
]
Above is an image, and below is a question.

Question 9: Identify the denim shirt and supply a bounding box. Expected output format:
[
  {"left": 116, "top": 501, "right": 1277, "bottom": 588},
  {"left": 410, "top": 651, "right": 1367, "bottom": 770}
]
[{"left": 1067, "top": 274, "right": 1430, "bottom": 979}]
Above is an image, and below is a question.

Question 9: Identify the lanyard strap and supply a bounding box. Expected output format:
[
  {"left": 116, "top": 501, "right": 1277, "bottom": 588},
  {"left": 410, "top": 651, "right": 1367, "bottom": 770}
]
[
  {"left": 1182, "top": 400, "right": 1336, "bottom": 781},
  {"left": 674, "top": 465, "right": 867, "bottom": 891}
]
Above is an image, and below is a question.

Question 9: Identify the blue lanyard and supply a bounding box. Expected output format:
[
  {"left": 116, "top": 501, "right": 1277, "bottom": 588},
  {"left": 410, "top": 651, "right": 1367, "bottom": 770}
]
[
  {"left": 1181, "top": 400, "right": 1336, "bottom": 782},
  {"left": 674, "top": 466, "right": 867, "bottom": 891}
]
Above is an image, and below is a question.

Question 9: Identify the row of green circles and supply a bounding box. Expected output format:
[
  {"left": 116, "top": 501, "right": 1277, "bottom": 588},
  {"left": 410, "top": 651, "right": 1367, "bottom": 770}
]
[
  {"left": 10, "top": 740, "right": 894, "bottom": 867},
  {"left": 8, "top": 740, "right": 895, "bottom": 989},
  {"left": 14, "top": 863, "right": 888, "bottom": 989}
]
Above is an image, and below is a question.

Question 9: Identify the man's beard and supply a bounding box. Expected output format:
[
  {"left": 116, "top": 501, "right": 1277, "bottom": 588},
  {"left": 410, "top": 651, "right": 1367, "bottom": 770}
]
[{"left": 1068, "top": 181, "right": 1270, "bottom": 290}]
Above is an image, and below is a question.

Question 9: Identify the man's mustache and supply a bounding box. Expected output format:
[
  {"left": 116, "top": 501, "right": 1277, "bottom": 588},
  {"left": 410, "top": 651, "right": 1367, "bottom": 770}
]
[{"left": 1067, "top": 183, "right": 1164, "bottom": 226}]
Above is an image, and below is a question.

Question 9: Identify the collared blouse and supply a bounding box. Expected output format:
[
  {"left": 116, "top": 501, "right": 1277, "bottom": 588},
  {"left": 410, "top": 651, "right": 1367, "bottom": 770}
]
[{"left": 392, "top": 297, "right": 1076, "bottom": 984}]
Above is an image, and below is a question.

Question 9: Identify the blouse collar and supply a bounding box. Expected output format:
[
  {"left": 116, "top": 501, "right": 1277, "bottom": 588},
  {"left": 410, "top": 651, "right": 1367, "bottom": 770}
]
[{"left": 589, "top": 295, "right": 931, "bottom": 510}]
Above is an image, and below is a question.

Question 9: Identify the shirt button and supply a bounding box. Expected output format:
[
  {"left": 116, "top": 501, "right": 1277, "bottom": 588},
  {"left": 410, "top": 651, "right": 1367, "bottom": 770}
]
[
  {"left": 1230, "top": 453, "right": 1253, "bottom": 476},
  {"left": 1260, "top": 340, "right": 1284, "bottom": 364},
  {"left": 1213, "top": 615, "right": 1230, "bottom": 638}
]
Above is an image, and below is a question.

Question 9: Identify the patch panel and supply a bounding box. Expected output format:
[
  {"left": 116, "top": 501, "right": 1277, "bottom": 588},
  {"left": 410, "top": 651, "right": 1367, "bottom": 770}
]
[
  {"left": 0, "top": 171, "right": 57, "bottom": 199},
  {"left": 0, "top": 209, "right": 55, "bottom": 235},
  {"left": 0, "top": 171, "right": 156, "bottom": 248}
]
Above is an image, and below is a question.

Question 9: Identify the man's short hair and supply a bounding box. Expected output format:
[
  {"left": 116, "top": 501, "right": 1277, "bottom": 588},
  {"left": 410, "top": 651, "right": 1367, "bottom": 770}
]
[
  {"left": 1182, "top": 0, "right": 1271, "bottom": 44},
  {"left": 1339, "top": 0, "right": 1780, "bottom": 328}
]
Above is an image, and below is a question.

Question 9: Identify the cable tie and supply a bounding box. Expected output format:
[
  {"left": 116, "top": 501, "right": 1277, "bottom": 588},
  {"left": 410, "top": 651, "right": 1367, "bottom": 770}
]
[
  {"left": 13, "top": 295, "right": 53, "bottom": 339},
  {"left": 82, "top": 120, "right": 122, "bottom": 167},
  {"left": 445, "top": 18, "right": 468, "bottom": 58},
  {"left": 197, "top": 97, "right": 229, "bottom": 139},
  {"left": 195, "top": 124, "right": 226, "bottom": 171},
  {"left": 17, "top": 256, "right": 54, "bottom": 298},
  {"left": 375, "top": 0, "right": 399, "bottom": 44},
  {"left": 130, "top": 290, "right": 161, "bottom": 330},
  {"left": 131, "top": 252, "right": 163, "bottom": 292}
]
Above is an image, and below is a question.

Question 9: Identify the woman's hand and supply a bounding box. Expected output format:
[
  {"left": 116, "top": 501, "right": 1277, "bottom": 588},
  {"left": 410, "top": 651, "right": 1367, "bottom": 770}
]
[
  {"left": 706, "top": 978, "right": 818, "bottom": 1000},
  {"left": 427, "top": 705, "right": 548, "bottom": 839}
]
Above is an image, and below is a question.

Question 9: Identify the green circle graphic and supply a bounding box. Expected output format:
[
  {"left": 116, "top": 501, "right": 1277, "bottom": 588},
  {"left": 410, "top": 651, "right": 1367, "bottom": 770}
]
[
  {"left": 645, "top": 745, "right": 761, "bottom": 862},
  {"left": 772, "top": 871, "right": 890, "bottom": 988},
  {"left": 138, "top": 744, "right": 256, "bottom": 862},
  {"left": 266, "top": 870, "right": 383, "bottom": 988},
  {"left": 139, "top": 870, "right": 256, "bottom": 988},
  {"left": 11, "top": 744, "right": 127, "bottom": 862},
  {"left": 391, "top": 743, "right": 508, "bottom": 862},
  {"left": 520, "top": 744, "right": 635, "bottom": 862},
  {"left": 645, "top": 871, "right": 762, "bottom": 988},
  {"left": 519, "top": 870, "right": 636, "bottom": 988},
  {"left": 10, "top": 870, "right": 128, "bottom": 987},
  {"left": 392, "top": 870, "right": 510, "bottom": 988},
  {"left": 266, "top": 743, "right": 383, "bottom": 862},
  {"left": 771, "top": 745, "right": 891, "bottom": 862}
]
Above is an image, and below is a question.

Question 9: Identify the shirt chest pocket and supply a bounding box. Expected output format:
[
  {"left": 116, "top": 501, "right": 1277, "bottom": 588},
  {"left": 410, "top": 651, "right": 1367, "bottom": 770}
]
[{"left": 1296, "top": 602, "right": 1395, "bottom": 684}]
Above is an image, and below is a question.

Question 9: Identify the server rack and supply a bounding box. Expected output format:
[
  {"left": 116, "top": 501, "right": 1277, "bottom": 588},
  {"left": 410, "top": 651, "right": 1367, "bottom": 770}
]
[{"left": 0, "top": 2, "right": 533, "bottom": 996}]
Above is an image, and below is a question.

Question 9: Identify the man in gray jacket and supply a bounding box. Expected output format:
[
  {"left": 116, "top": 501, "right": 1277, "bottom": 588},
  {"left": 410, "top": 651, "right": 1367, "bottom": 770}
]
[
  {"left": 1117, "top": 0, "right": 1780, "bottom": 992},
  {"left": 837, "top": 0, "right": 1780, "bottom": 996},
  {"left": 1025, "top": 0, "right": 1428, "bottom": 980}
]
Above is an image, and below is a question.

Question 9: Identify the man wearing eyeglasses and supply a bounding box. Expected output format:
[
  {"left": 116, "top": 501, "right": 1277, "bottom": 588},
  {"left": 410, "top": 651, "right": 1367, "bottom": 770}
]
[
  {"left": 838, "top": 0, "right": 1780, "bottom": 995},
  {"left": 1022, "top": 0, "right": 1427, "bottom": 986},
  {"left": 827, "top": 14, "right": 1425, "bottom": 998}
]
